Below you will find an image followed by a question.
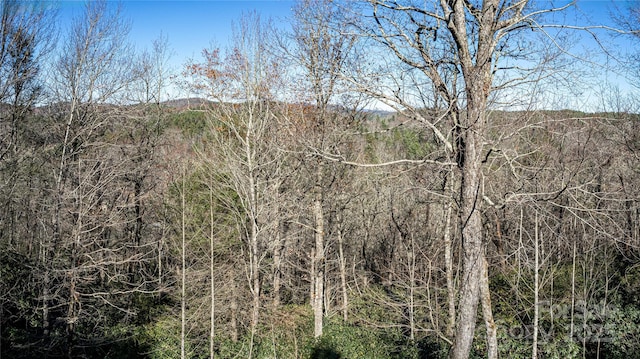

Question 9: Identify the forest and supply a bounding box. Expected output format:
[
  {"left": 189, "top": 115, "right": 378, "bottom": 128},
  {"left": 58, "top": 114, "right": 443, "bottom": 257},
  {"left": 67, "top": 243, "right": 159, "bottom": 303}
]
[{"left": 1, "top": 0, "right": 640, "bottom": 358}]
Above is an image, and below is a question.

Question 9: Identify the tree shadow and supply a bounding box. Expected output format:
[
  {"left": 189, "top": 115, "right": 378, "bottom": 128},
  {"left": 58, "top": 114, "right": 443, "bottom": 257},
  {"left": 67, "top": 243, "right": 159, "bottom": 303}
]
[{"left": 311, "top": 346, "right": 341, "bottom": 359}]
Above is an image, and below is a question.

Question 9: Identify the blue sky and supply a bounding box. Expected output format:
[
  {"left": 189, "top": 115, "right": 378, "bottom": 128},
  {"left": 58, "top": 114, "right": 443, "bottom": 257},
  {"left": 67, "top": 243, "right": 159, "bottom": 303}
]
[
  {"left": 123, "top": 1, "right": 293, "bottom": 58},
  {"left": 57, "top": 0, "right": 294, "bottom": 70},
  {"left": 53, "top": 0, "right": 638, "bottom": 109},
  {"left": 54, "top": 1, "right": 634, "bottom": 68}
]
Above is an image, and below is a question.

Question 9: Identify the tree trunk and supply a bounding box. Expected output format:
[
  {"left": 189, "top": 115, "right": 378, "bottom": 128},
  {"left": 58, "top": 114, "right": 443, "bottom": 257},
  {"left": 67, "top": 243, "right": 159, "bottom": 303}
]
[
  {"left": 230, "top": 276, "right": 239, "bottom": 343},
  {"left": 313, "top": 163, "right": 324, "bottom": 338},
  {"left": 249, "top": 179, "right": 260, "bottom": 358},
  {"left": 310, "top": 247, "right": 315, "bottom": 307},
  {"left": 42, "top": 270, "right": 50, "bottom": 336},
  {"left": 532, "top": 213, "right": 540, "bottom": 359},
  {"left": 272, "top": 183, "right": 284, "bottom": 308},
  {"left": 570, "top": 241, "right": 576, "bottom": 340},
  {"left": 246, "top": 117, "right": 261, "bottom": 354},
  {"left": 450, "top": 96, "right": 486, "bottom": 359},
  {"left": 210, "top": 185, "right": 216, "bottom": 359},
  {"left": 66, "top": 165, "right": 84, "bottom": 359},
  {"left": 159, "top": 208, "right": 165, "bottom": 286},
  {"left": 408, "top": 234, "right": 416, "bottom": 341},
  {"left": 444, "top": 172, "right": 456, "bottom": 338},
  {"left": 338, "top": 220, "right": 348, "bottom": 321},
  {"left": 181, "top": 170, "right": 187, "bottom": 359},
  {"left": 481, "top": 255, "right": 498, "bottom": 359}
]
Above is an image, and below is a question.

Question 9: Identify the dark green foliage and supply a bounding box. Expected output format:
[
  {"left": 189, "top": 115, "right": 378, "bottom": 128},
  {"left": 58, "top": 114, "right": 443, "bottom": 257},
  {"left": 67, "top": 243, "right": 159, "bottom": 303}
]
[
  {"left": 158, "top": 303, "right": 443, "bottom": 359},
  {"left": 171, "top": 110, "right": 208, "bottom": 137},
  {"left": 389, "top": 127, "right": 433, "bottom": 160},
  {"left": 0, "top": 248, "right": 41, "bottom": 357},
  {"left": 313, "top": 317, "right": 392, "bottom": 359}
]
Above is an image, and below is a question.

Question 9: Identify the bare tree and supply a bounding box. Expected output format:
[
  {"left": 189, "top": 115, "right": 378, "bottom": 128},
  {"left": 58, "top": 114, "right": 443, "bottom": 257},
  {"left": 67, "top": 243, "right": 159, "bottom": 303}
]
[
  {"left": 130, "top": 33, "right": 173, "bottom": 106},
  {"left": 185, "top": 11, "right": 288, "bottom": 357},
  {"left": 285, "top": 0, "right": 362, "bottom": 338},
  {"left": 0, "top": 0, "right": 54, "bottom": 160},
  {"left": 43, "top": 1, "right": 164, "bottom": 355},
  {"left": 347, "top": 1, "right": 588, "bottom": 357},
  {"left": 0, "top": 2, "right": 55, "bottom": 353}
]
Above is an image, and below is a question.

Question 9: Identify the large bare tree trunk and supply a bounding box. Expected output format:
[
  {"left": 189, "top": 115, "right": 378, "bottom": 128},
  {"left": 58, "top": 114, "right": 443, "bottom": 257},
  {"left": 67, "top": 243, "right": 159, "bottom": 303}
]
[
  {"left": 448, "top": 0, "right": 500, "bottom": 347},
  {"left": 450, "top": 128, "right": 484, "bottom": 359}
]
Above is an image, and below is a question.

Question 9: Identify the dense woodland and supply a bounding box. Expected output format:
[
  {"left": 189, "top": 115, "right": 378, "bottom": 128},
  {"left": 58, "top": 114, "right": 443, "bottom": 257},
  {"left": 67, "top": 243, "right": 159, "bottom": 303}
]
[{"left": 1, "top": 0, "right": 640, "bottom": 358}]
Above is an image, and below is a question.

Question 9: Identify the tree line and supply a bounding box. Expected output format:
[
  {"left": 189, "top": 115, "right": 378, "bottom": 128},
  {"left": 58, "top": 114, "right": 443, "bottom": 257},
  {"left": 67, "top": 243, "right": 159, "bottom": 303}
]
[{"left": 1, "top": 0, "right": 639, "bottom": 358}]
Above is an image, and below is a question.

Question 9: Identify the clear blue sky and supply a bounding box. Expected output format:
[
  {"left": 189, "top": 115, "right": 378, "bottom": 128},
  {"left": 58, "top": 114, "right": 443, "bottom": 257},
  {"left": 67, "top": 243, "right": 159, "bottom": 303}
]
[
  {"left": 126, "top": 1, "right": 633, "bottom": 68},
  {"left": 53, "top": 0, "right": 637, "bottom": 109},
  {"left": 54, "top": 1, "right": 633, "bottom": 62},
  {"left": 56, "top": 1, "right": 294, "bottom": 71},
  {"left": 123, "top": 1, "right": 294, "bottom": 59},
  {"left": 55, "top": 1, "right": 633, "bottom": 65}
]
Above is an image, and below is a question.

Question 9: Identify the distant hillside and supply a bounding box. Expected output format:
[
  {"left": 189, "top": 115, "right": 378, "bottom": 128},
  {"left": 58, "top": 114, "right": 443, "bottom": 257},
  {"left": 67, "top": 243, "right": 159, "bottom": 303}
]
[{"left": 161, "top": 98, "right": 216, "bottom": 110}]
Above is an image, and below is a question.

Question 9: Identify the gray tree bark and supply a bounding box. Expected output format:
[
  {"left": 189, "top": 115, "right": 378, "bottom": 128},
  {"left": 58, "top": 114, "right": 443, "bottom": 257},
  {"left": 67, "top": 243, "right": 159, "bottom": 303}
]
[{"left": 313, "top": 164, "right": 325, "bottom": 338}]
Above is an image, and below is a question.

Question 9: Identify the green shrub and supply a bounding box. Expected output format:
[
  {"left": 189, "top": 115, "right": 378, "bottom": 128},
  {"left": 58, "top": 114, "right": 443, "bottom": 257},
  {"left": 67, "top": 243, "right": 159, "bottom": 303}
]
[
  {"left": 312, "top": 317, "right": 390, "bottom": 359},
  {"left": 141, "top": 315, "right": 188, "bottom": 359}
]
